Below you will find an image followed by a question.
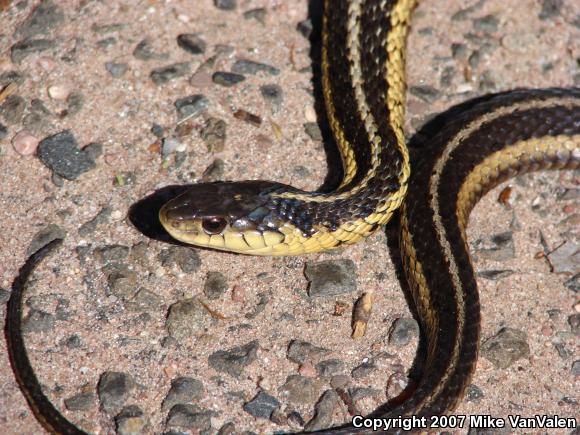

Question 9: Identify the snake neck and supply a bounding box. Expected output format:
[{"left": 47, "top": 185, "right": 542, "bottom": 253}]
[{"left": 261, "top": 0, "right": 417, "bottom": 250}]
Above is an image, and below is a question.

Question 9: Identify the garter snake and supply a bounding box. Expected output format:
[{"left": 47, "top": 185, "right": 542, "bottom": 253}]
[{"left": 6, "top": 0, "right": 580, "bottom": 434}]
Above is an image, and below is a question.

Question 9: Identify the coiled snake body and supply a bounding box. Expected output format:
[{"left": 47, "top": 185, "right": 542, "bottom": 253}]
[{"left": 7, "top": 0, "right": 580, "bottom": 433}]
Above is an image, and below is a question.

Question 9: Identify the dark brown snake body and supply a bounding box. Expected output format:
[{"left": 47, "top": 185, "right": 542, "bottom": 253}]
[{"left": 5, "top": 0, "right": 580, "bottom": 433}]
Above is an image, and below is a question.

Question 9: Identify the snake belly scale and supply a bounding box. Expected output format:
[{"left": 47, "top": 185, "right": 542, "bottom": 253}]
[{"left": 6, "top": 0, "right": 580, "bottom": 434}]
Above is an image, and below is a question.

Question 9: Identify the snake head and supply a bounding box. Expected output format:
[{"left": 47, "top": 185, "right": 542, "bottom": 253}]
[{"left": 159, "top": 181, "right": 291, "bottom": 254}]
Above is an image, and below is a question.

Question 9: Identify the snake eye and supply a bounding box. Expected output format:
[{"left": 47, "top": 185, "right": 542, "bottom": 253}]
[{"left": 201, "top": 216, "right": 227, "bottom": 235}]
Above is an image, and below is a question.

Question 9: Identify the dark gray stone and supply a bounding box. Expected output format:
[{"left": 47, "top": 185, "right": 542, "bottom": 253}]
[
  {"left": 243, "top": 391, "right": 280, "bottom": 419},
  {"left": 388, "top": 317, "right": 419, "bottom": 347},
  {"left": 351, "top": 360, "right": 377, "bottom": 380},
  {"left": 177, "top": 34, "right": 206, "bottom": 55},
  {"left": 213, "top": 0, "right": 237, "bottom": 11},
  {"left": 477, "top": 269, "right": 515, "bottom": 280},
  {"left": 125, "top": 288, "right": 163, "bottom": 312},
  {"left": 11, "top": 38, "right": 56, "bottom": 63},
  {"left": 150, "top": 62, "right": 191, "bottom": 85},
  {"left": 212, "top": 71, "right": 245, "bottom": 87},
  {"left": 64, "top": 392, "right": 96, "bottom": 411},
  {"left": 26, "top": 224, "right": 66, "bottom": 256},
  {"left": 231, "top": 59, "right": 280, "bottom": 76},
  {"left": 203, "top": 272, "right": 228, "bottom": 300},
  {"left": 279, "top": 375, "right": 320, "bottom": 405},
  {"left": 568, "top": 313, "right": 580, "bottom": 336},
  {"left": 201, "top": 158, "right": 224, "bottom": 181},
  {"left": 22, "top": 309, "right": 54, "bottom": 332},
  {"left": 304, "top": 259, "right": 357, "bottom": 297},
  {"left": 466, "top": 384, "right": 484, "bottom": 402},
  {"left": 115, "top": 405, "right": 147, "bottom": 435},
  {"left": 166, "top": 298, "right": 213, "bottom": 342},
  {"left": 201, "top": 118, "right": 227, "bottom": 152},
  {"left": 315, "top": 359, "right": 345, "bottom": 378},
  {"left": 37, "top": 130, "right": 96, "bottom": 180},
  {"left": 16, "top": 0, "right": 65, "bottom": 38},
  {"left": 260, "top": 84, "right": 283, "bottom": 106},
  {"left": 304, "top": 389, "right": 340, "bottom": 432},
  {"left": 133, "top": 38, "right": 169, "bottom": 61},
  {"left": 539, "top": 0, "right": 563, "bottom": 19},
  {"left": 409, "top": 85, "right": 441, "bottom": 103},
  {"left": 243, "top": 8, "right": 267, "bottom": 24},
  {"left": 158, "top": 246, "right": 201, "bottom": 273},
  {"left": 174, "top": 94, "right": 209, "bottom": 118},
  {"left": 166, "top": 404, "right": 212, "bottom": 430},
  {"left": 105, "top": 61, "right": 128, "bottom": 77},
  {"left": 473, "top": 15, "right": 499, "bottom": 34},
  {"left": 97, "top": 371, "right": 135, "bottom": 413},
  {"left": 78, "top": 207, "right": 112, "bottom": 236},
  {"left": 481, "top": 327, "right": 530, "bottom": 369},
  {"left": 208, "top": 340, "right": 259, "bottom": 377},
  {"left": 1, "top": 94, "right": 26, "bottom": 124},
  {"left": 162, "top": 377, "right": 205, "bottom": 412},
  {"left": 564, "top": 273, "right": 580, "bottom": 293},
  {"left": 472, "top": 231, "right": 515, "bottom": 262},
  {"left": 287, "top": 340, "right": 330, "bottom": 364}
]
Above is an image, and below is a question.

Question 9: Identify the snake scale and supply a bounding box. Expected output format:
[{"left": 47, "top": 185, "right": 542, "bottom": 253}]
[{"left": 6, "top": 0, "right": 579, "bottom": 434}]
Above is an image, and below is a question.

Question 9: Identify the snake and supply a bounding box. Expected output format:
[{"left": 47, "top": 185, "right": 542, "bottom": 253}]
[{"left": 6, "top": 0, "right": 580, "bottom": 434}]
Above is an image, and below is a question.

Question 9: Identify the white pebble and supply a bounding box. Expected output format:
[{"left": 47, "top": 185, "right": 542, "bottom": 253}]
[
  {"left": 12, "top": 131, "right": 39, "bottom": 156},
  {"left": 304, "top": 105, "right": 317, "bottom": 123},
  {"left": 47, "top": 83, "right": 71, "bottom": 100}
]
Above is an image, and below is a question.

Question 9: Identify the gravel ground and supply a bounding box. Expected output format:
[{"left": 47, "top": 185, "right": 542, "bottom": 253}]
[{"left": 0, "top": 1, "right": 579, "bottom": 434}]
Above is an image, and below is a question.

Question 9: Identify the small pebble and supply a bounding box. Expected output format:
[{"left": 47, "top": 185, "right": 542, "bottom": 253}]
[
  {"left": 231, "top": 59, "right": 280, "bottom": 76},
  {"left": 97, "top": 371, "right": 135, "bottom": 413},
  {"left": 213, "top": 0, "right": 237, "bottom": 11},
  {"left": 260, "top": 84, "right": 283, "bottom": 107},
  {"left": 64, "top": 392, "right": 96, "bottom": 411},
  {"left": 304, "top": 122, "right": 322, "bottom": 141},
  {"left": 161, "top": 377, "right": 205, "bottom": 412},
  {"left": 481, "top": 327, "right": 530, "bottom": 369},
  {"left": 243, "top": 8, "right": 267, "bottom": 24},
  {"left": 304, "top": 259, "right": 357, "bottom": 297},
  {"left": 304, "top": 105, "right": 317, "bottom": 123},
  {"left": 174, "top": 94, "right": 209, "bottom": 118},
  {"left": 166, "top": 404, "right": 212, "bottom": 431},
  {"left": 177, "top": 34, "right": 206, "bottom": 55},
  {"left": 11, "top": 38, "right": 56, "bottom": 63},
  {"left": 47, "top": 83, "right": 71, "bottom": 100},
  {"left": 304, "top": 390, "right": 339, "bottom": 432},
  {"left": 1, "top": 94, "right": 26, "bottom": 124},
  {"left": 243, "top": 391, "right": 280, "bottom": 419},
  {"left": 203, "top": 271, "right": 228, "bottom": 300},
  {"left": 201, "top": 118, "right": 227, "bottom": 152},
  {"left": 115, "top": 405, "right": 147, "bottom": 435},
  {"left": 105, "top": 62, "right": 128, "bottom": 77},
  {"left": 162, "top": 137, "right": 186, "bottom": 156},
  {"left": 150, "top": 62, "right": 191, "bottom": 85},
  {"left": 0, "top": 123, "right": 7, "bottom": 140},
  {"left": 166, "top": 298, "right": 213, "bottom": 342},
  {"left": 133, "top": 38, "right": 169, "bottom": 61},
  {"left": 315, "top": 359, "right": 345, "bottom": 377},
  {"left": 208, "top": 340, "right": 260, "bottom": 378},
  {"left": 279, "top": 374, "right": 320, "bottom": 405},
  {"left": 287, "top": 340, "right": 330, "bottom": 364},
  {"left": 212, "top": 71, "right": 245, "bottom": 87},
  {"left": 388, "top": 317, "right": 419, "bottom": 346},
  {"left": 16, "top": 0, "right": 65, "bottom": 38},
  {"left": 12, "top": 131, "right": 39, "bottom": 155}
]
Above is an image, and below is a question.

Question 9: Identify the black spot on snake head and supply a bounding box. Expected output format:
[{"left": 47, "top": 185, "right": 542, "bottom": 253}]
[{"left": 159, "top": 180, "right": 291, "bottom": 226}]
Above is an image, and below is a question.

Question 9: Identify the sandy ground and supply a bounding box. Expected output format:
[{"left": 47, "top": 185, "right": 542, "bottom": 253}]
[{"left": 0, "top": 0, "right": 579, "bottom": 434}]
